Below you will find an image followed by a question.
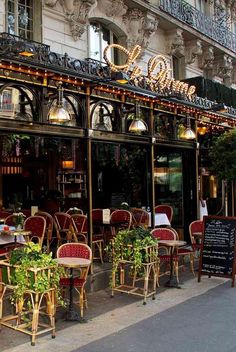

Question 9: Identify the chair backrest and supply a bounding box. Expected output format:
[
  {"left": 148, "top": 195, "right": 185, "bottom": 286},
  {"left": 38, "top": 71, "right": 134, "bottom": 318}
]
[
  {"left": 151, "top": 227, "right": 178, "bottom": 241},
  {"left": 155, "top": 205, "right": 173, "bottom": 223},
  {"left": 189, "top": 220, "right": 203, "bottom": 246},
  {"left": 57, "top": 243, "right": 92, "bottom": 261},
  {"left": 110, "top": 209, "right": 132, "bottom": 230},
  {"left": 21, "top": 209, "right": 31, "bottom": 218},
  {"left": 54, "top": 212, "right": 71, "bottom": 231},
  {"left": 70, "top": 214, "right": 87, "bottom": 242},
  {"left": 66, "top": 208, "right": 84, "bottom": 215},
  {"left": 35, "top": 211, "right": 54, "bottom": 241},
  {"left": 0, "top": 210, "right": 12, "bottom": 220},
  {"left": 4, "top": 214, "right": 15, "bottom": 226},
  {"left": 24, "top": 215, "right": 46, "bottom": 247},
  {"left": 131, "top": 208, "right": 149, "bottom": 228},
  {"left": 92, "top": 209, "right": 103, "bottom": 223}
]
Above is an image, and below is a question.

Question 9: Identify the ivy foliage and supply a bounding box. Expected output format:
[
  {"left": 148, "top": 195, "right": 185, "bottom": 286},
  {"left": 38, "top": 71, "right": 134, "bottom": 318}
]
[
  {"left": 106, "top": 227, "right": 158, "bottom": 278},
  {"left": 209, "top": 129, "right": 236, "bottom": 181},
  {"left": 8, "top": 242, "right": 65, "bottom": 305}
]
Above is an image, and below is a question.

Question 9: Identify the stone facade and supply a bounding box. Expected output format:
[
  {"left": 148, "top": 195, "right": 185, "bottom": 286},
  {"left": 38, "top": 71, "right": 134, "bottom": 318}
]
[{"left": 1, "top": 0, "right": 236, "bottom": 87}]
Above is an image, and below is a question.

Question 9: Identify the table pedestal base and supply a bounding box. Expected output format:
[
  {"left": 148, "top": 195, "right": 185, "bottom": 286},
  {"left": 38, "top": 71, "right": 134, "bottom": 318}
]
[
  {"left": 165, "top": 276, "right": 182, "bottom": 288},
  {"left": 65, "top": 308, "right": 87, "bottom": 323}
]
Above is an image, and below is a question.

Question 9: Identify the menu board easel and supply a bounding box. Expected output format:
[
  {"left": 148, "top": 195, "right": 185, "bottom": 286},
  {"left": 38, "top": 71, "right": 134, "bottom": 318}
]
[{"left": 198, "top": 216, "right": 236, "bottom": 287}]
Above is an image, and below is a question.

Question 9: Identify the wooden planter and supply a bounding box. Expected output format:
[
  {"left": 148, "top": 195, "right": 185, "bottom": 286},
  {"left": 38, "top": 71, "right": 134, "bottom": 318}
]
[
  {"left": 0, "top": 259, "right": 57, "bottom": 346},
  {"left": 111, "top": 243, "right": 158, "bottom": 304}
]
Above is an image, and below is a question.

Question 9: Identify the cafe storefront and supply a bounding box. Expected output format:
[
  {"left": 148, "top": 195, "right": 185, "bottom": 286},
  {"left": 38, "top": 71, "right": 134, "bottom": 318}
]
[{"left": 0, "top": 33, "right": 235, "bottom": 242}]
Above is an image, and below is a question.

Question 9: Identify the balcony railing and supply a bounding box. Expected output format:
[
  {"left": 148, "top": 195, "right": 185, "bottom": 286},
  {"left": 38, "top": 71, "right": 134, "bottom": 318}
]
[{"left": 159, "top": 0, "right": 236, "bottom": 53}]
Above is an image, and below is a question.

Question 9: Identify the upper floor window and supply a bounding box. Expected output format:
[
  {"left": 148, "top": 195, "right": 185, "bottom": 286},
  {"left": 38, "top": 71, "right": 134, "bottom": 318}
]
[
  {"left": 7, "top": 0, "right": 33, "bottom": 39},
  {"left": 88, "top": 22, "right": 119, "bottom": 63},
  {"left": 195, "top": 0, "right": 210, "bottom": 16}
]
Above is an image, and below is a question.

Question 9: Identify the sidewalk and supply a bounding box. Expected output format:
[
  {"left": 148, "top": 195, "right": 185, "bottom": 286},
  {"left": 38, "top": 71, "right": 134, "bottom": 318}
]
[{"left": 2, "top": 267, "right": 229, "bottom": 352}]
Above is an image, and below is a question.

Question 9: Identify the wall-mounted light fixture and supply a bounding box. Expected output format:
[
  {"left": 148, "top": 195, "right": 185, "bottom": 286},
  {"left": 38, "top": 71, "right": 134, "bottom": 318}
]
[
  {"left": 18, "top": 42, "right": 35, "bottom": 57},
  {"left": 181, "top": 116, "right": 196, "bottom": 140},
  {"left": 48, "top": 83, "right": 71, "bottom": 123},
  {"left": 197, "top": 124, "right": 207, "bottom": 135},
  {"left": 211, "top": 102, "right": 227, "bottom": 113},
  {"left": 128, "top": 102, "right": 148, "bottom": 133},
  {"left": 111, "top": 71, "right": 129, "bottom": 84}
]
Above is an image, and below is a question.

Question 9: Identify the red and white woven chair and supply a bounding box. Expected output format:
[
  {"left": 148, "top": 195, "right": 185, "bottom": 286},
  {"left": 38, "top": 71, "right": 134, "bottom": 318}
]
[
  {"left": 54, "top": 212, "right": 71, "bottom": 246},
  {"left": 35, "top": 211, "right": 54, "bottom": 253},
  {"left": 24, "top": 215, "right": 46, "bottom": 248},
  {"left": 151, "top": 227, "right": 179, "bottom": 286},
  {"left": 189, "top": 219, "right": 204, "bottom": 257},
  {"left": 57, "top": 243, "right": 92, "bottom": 318},
  {"left": 154, "top": 205, "right": 173, "bottom": 224},
  {"left": 70, "top": 214, "right": 104, "bottom": 263}
]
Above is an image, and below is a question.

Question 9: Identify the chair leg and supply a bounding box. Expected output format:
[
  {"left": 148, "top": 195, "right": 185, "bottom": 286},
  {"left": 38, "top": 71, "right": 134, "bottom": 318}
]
[
  {"left": 92, "top": 240, "right": 104, "bottom": 263},
  {"left": 190, "top": 254, "right": 195, "bottom": 276},
  {"left": 156, "top": 263, "right": 160, "bottom": 287}
]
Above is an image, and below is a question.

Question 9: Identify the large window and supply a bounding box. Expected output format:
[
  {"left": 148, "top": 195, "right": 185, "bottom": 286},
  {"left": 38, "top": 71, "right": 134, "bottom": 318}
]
[
  {"left": 88, "top": 22, "right": 119, "bottom": 63},
  {"left": 6, "top": 0, "right": 41, "bottom": 41},
  {"left": 7, "top": 0, "right": 33, "bottom": 39}
]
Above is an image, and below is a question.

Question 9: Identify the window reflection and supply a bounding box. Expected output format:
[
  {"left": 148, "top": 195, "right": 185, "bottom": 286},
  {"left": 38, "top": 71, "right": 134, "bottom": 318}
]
[
  {"left": 0, "top": 87, "right": 33, "bottom": 121},
  {"left": 89, "top": 22, "right": 118, "bottom": 63},
  {"left": 154, "top": 152, "right": 183, "bottom": 225}
]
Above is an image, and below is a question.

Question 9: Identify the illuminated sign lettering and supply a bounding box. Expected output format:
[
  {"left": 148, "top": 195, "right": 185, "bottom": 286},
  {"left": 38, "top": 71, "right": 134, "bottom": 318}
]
[{"left": 103, "top": 44, "right": 196, "bottom": 98}]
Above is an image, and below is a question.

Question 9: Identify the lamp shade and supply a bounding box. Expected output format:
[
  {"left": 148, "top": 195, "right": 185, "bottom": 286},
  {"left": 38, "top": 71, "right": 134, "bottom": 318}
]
[
  {"left": 129, "top": 119, "right": 147, "bottom": 133},
  {"left": 48, "top": 105, "right": 71, "bottom": 123},
  {"left": 48, "top": 83, "right": 71, "bottom": 123},
  {"left": 182, "top": 127, "right": 196, "bottom": 140}
]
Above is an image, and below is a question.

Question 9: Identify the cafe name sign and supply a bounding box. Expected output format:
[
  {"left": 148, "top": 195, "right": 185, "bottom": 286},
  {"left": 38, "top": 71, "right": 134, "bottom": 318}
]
[{"left": 104, "top": 44, "right": 196, "bottom": 99}]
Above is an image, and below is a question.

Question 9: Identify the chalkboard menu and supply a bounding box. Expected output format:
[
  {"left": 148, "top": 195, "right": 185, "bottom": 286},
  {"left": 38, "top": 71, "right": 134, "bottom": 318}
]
[{"left": 198, "top": 216, "right": 236, "bottom": 287}]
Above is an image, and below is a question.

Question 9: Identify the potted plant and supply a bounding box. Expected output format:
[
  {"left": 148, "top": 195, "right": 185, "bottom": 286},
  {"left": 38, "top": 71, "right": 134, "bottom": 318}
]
[
  {"left": 106, "top": 227, "right": 158, "bottom": 303},
  {"left": 1, "top": 242, "right": 65, "bottom": 307},
  {"left": 106, "top": 227, "right": 158, "bottom": 280}
]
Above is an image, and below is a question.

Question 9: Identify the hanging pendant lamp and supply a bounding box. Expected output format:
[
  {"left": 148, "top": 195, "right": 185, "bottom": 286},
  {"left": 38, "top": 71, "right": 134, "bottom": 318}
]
[
  {"left": 48, "top": 83, "right": 71, "bottom": 124},
  {"left": 128, "top": 102, "right": 148, "bottom": 133},
  {"left": 181, "top": 116, "right": 196, "bottom": 140}
]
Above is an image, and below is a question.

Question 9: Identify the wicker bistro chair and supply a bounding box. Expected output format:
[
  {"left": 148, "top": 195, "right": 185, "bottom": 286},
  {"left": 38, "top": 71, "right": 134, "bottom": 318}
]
[
  {"left": 69, "top": 214, "right": 87, "bottom": 244},
  {"left": 69, "top": 214, "right": 104, "bottom": 263},
  {"left": 131, "top": 208, "right": 149, "bottom": 229},
  {"left": 24, "top": 216, "right": 47, "bottom": 248},
  {"left": 57, "top": 243, "right": 92, "bottom": 318},
  {"left": 66, "top": 208, "right": 84, "bottom": 215},
  {"left": 189, "top": 220, "right": 204, "bottom": 257},
  {"left": 109, "top": 210, "right": 133, "bottom": 238},
  {"left": 35, "top": 211, "right": 54, "bottom": 253},
  {"left": 0, "top": 211, "right": 12, "bottom": 222},
  {"left": 4, "top": 214, "right": 16, "bottom": 227},
  {"left": 54, "top": 212, "right": 71, "bottom": 246},
  {"left": 154, "top": 205, "right": 173, "bottom": 224},
  {"left": 151, "top": 227, "right": 179, "bottom": 286}
]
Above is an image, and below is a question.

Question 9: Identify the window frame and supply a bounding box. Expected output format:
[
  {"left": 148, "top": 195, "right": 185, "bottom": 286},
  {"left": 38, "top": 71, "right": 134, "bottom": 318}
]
[{"left": 6, "top": 0, "right": 42, "bottom": 41}]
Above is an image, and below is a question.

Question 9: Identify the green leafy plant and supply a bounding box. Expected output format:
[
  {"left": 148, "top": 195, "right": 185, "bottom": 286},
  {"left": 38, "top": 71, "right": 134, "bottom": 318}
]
[
  {"left": 106, "top": 227, "right": 158, "bottom": 282},
  {"left": 7, "top": 242, "right": 65, "bottom": 306},
  {"left": 209, "top": 129, "right": 236, "bottom": 181}
]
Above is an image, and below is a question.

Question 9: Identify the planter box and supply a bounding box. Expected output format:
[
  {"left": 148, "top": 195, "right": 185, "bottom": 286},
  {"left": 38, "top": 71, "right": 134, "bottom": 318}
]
[
  {"left": 111, "top": 243, "right": 158, "bottom": 304},
  {"left": 0, "top": 259, "right": 57, "bottom": 346}
]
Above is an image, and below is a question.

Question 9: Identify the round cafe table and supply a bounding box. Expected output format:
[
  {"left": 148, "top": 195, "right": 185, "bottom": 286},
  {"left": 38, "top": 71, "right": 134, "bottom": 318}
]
[
  {"left": 158, "top": 239, "right": 186, "bottom": 288},
  {"left": 56, "top": 257, "right": 91, "bottom": 322}
]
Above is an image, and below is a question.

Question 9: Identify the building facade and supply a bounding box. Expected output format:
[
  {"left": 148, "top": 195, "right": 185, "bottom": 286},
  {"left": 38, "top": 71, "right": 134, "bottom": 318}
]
[{"left": 0, "top": 0, "right": 235, "bottom": 243}]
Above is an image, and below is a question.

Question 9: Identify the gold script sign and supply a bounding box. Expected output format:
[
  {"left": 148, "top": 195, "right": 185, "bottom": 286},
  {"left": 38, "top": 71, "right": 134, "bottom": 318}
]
[{"left": 103, "top": 44, "right": 196, "bottom": 98}]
